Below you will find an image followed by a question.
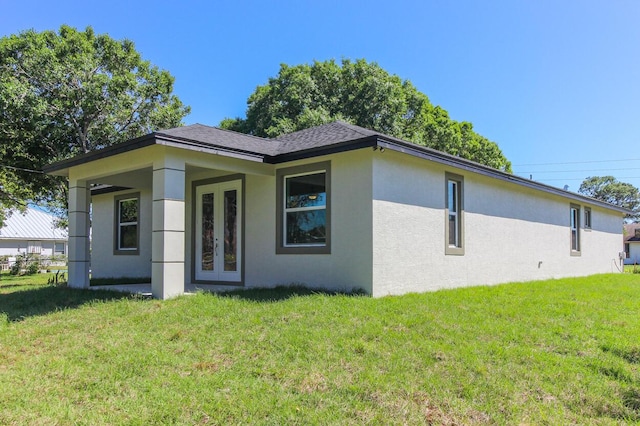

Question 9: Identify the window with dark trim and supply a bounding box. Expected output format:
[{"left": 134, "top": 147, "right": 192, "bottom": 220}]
[
  {"left": 114, "top": 193, "right": 140, "bottom": 255},
  {"left": 625, "top": 243, "right": 630, "bottom": 259},
  {"left": 570, "top": 204, "right": 581, "bottom": 255},
  {"left": 584, "top": 207, "right": 592, "bottom": 230},
  {"left": 276, "top": 162, "right": 331, "bottom": 254},
  {"left": 445, "top": 172, "right": 464, "bottom": 255}
]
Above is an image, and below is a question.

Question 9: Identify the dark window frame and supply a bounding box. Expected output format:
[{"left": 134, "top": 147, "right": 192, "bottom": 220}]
[
  {"left": 584, "top": 206, "right": 592, "bottom": 230},
  {"left": 276, "top": 161, "right": 331, "bottom": 255},
  {"left": 445, "top": 172, "right": 465, "bottom": 256},
  {"left": 114, "top": 192, "right": 140, "bottom": 255},
  {"left": 570, "top": 203, "right": 581, "bottom": 256}
]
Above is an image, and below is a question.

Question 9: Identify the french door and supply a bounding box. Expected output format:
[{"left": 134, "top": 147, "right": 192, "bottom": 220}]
[{"left": 195, "top": 179, "right": 242, "bottom": 282}]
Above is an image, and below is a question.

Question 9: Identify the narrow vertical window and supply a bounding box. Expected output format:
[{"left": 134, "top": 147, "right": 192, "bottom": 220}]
[
  {"left": 584, "top": 207, "right": 592, "bottom": 230},
  {"left": 570, "top": 204, "right": 581, "bottom": 255},
  {"left": 114, "top": 193, "right": 140, "bottom": 255},
  {"left": 445, "top": 172, "right": 464, "bottom": 255}
]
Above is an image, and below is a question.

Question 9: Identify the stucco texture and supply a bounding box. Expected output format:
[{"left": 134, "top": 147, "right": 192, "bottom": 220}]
[{"left": 371, "top": 150, "right": 623, "bottom": 296}]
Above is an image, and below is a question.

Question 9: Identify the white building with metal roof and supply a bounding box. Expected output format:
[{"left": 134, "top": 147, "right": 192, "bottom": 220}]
[{"left": 0, "top": 207, "right": 68, "bottom": 257}]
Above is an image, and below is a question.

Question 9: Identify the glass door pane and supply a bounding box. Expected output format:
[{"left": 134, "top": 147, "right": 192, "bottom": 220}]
[
  {"left": 201, "top": 193, "right": 214, "bottom": 271},
  {"left": 224, "top": 190, "right": 237, "bottom": 272}
]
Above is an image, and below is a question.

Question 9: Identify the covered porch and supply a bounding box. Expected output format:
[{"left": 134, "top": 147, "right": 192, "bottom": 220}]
[{"left": 51, "top": 139, "right": 274, "bottom": 299}]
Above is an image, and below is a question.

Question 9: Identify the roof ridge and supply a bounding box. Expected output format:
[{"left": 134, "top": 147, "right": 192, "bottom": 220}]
[
  {"left": 158, "top": 123, "right": 279, "bottom": 145},
  {"left": 331, "top": 120, "right": 378, "bottom": 138}
]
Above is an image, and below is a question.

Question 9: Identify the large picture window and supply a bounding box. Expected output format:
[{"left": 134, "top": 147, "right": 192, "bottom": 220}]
[
  {"left": 445, "top": 172, "right": 464, "bottom": 255},
  {"left": 276, "top": 162, "right": 331, "bottom": 254},
  {"left": 114, "top": 193, "right": 140, "bottom": 255}
]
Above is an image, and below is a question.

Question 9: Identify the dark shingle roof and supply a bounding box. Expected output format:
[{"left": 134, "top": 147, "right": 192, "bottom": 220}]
[
  {"left": 42, "top": 120, "right": 631, "bottom": 214},
  {"left": 158, "top": 123, "right": 281, "bottom": 156},
  {"left": 274, "top": 121, "right": 378, "bottom": 153},
  {"left": 624, "top": 223, "right": 640, "bottom": 242}
]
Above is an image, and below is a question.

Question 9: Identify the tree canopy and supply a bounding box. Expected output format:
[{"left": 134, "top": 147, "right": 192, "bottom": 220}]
[
  {"left": 220, "top": 59, "right": 512, "bottom": 172},
  {"left": 579, "top": 176, "right": 640, "bottom": 220},
  {"left": 0, "top": 25, "right": 190, "bottom": 225}
]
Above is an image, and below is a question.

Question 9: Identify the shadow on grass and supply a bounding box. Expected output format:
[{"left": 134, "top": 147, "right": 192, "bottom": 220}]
[
  {"left": 217, "top": 285, "right": 367, "bottom": 302},
  {"left": 0, "top": 285, "right": 136, "bottom": 322}
]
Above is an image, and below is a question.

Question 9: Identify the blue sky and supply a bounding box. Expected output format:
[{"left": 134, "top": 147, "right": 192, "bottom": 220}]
[{"left": 2, "top": 0, "right": 639, "bottom": 191}]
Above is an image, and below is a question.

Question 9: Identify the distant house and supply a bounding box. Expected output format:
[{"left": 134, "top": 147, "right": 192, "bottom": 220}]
[
  {"left": 623, "top": 223, "right": 640, "bottom": 265},
  {"left": 0, "top": 207, "right": 68, "bottom": 259},
  {"left": 45, "top": 121, "right": 627, "bottom": 299}
]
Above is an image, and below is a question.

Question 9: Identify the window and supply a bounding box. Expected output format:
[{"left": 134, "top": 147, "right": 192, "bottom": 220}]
[
  {"left": 584, "top": 207, "right": 592, "bottom": 230},
  {"left": 276, "top": 162, "right": 331, "bottom": 254},
  {"left": 114, "top": 193, "right": 140, "bottom": 255},
  {"left": 445, "top": 172, "right": 464, "bottom": 255},
  {"left": 28, "top": 241, "right": 41, "bottom": 254},
  {"left": 625, "top": 243, "right": 630, "bottom": 258},
  {"left": 54, "top": 242, "right": 65, "bottom": 255},
  {"left": 570, "top": 204, "right": 581, "bottom": 255}
]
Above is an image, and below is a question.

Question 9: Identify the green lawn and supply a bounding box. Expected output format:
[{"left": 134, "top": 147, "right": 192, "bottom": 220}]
[{"left": 1, "top": 273, "right": 639, "bottom": 425}]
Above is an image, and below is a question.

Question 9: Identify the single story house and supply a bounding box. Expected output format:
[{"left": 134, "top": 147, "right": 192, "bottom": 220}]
[
  {"left": 44, "top": 121, "right": 627, "bottom": 299},
  {"left": 0, "top": 207, "right": 67, "bottom": 267},
  {"left": 623, "top": 223, "right": 640, "bottom": 265}
]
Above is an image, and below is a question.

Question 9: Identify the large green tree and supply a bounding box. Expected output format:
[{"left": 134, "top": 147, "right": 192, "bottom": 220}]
[
  {"left": 579, "top": 176, "right": 640, "bottom": 220},
  {"left": 220, "top": 59, "right": 512, "bottom": 172},
  {"left": 0, "top": 25, "right": 190, "bottom": 226}
]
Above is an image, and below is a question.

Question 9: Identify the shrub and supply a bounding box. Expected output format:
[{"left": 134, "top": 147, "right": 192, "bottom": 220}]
[
  {"left": 9, "top": 256, "right": 23, "bottom": 275},
  {"left": 26, "top": 261, "right": 40, "bottom": 275}
]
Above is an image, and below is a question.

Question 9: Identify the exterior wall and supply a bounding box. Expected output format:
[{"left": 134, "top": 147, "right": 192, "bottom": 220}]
[
  {"left": 0, "top": 240, "right": 64, "bottom": 256},
  {"left": 0, "top": 240, "right": 29, "bottom": 256},
  {"left": 91, "top": 188, "right": 153, "bottom": 279},
  {"left": 371, "top": 150, "right": 624, "bottom": 296},
  {"left": 85, "top": 143, "right": 624, "bottom": 295},
  {"left": 185, "top": 149, "right": 374, "bottom": 294},
  {"left": 624, "top": 243, "right": 640, "bottom": 265}
]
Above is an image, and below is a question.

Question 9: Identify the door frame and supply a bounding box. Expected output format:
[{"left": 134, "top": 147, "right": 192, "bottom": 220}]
[{"left": 191, "top": 174, "right": 245, "bottom": 285}]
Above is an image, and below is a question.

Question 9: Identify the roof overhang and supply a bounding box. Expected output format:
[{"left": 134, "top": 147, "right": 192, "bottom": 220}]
[
  {"left": 42, "top": 127, "right": 631, "bottom": 216},
  {"left": 43, "top": 133, "right": 269, "bottom": 177}
]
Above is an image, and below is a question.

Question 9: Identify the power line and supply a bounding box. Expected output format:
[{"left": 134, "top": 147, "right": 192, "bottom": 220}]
[
  {"left": 533, "top": 176, "right": 640, "bottom": 182},
  {"left": 0, "top": 164, "right": 43, "bottom": 174},
  {"left": 514, "top": 167, "right": 640, "bottom": 174},
  {"left": 513, "top": 158, "right": 640, "bottom": 167}
]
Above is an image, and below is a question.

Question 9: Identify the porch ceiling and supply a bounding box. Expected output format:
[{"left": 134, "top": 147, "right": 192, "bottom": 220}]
[{"left": 89, "top": 167, "right": 153, "bottom": 189}]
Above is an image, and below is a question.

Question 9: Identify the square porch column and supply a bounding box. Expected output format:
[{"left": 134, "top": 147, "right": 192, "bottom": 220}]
[
  {"left": 68, "top": 179, "right": 90, "bottom": 288},
  {"left": 151, "top": 159, "right": 186, "bottom": 299}
]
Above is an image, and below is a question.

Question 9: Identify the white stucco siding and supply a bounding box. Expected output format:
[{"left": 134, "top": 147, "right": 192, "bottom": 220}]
[
  {"left": 91, "top": 188, "right": 153, "bottom": 279},
  {"left": 185, "top": 150, "right": 374, "bottom": 293},
  {"left": 242, "top": 150, "right": 373, "bottom": 293},
  {"left": 371, "top": 151, "right": 624, "bottom": 296}
]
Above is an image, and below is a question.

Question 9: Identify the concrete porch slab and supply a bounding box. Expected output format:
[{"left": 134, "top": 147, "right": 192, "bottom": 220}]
[
  {"left": 89, "top": 283, "right": 241, "bottom": 298},
  {"left": 90, "top": 284, "right": 153, "bottom": 296}
]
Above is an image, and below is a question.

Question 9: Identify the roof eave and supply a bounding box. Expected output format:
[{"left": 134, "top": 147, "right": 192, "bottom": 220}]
[
  {"left": 43, "top": 133, "right": 270, "bottom": 176},
  {"left": 43, "top": 133, "right": 158, "bottom": 175},
  {"left": 377, "top": 137, "right": 631, "bottom": 215}
]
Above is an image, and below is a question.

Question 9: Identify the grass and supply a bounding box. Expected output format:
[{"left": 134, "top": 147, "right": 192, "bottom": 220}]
[
  {"left": 625, "top": 264, "right": 640, "bottom": 274},
  {"left": 1, "top": 273, "right": 639, "bottom": 424}
]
